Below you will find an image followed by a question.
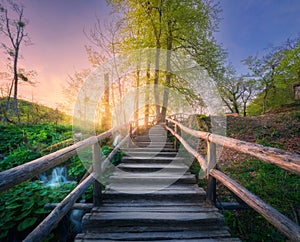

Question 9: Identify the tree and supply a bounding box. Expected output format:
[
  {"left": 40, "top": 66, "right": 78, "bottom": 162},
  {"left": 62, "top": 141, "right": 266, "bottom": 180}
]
[
  {"left": 275, "top": 37, "right": 300, "bottom": 89},
  {"left": 0, "top": 0, "right": 31, "bottom": 122},
  {"left": 109, "top": 0, "right": 224, "bottom": 121},
  {"left": 242, "top": 47, "right": 283, "bottom": 113},
  {"left": 243, "top": 36, "right": 300, "bottom": 114}
]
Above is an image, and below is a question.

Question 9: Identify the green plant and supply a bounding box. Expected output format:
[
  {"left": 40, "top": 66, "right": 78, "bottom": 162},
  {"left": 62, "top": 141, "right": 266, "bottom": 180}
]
[
  {"left": 220, "top": 159, "right": 299, "bottom": 241},
  {"left": 0, "top": 181, "right": 76, "bottom": 240}
]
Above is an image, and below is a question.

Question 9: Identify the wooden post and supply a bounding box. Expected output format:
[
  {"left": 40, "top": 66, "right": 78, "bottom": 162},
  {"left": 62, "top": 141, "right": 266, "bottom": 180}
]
[
  {"left": 93, "top": 142, "right": 102, "bottom": 206},
  {"left": 174, "top": 124, "right": 178, "bottom": 151},
  {"left": 129, "top": 121, "right": 133, "bottom": 138},
  {"left": 206, "top": 140, "right": 217, "bottom": 204}
]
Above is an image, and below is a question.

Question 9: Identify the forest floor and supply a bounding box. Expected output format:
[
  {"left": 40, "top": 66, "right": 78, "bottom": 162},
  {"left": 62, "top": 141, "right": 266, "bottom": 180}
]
[
  {"left": 210, "top": 106, "right": 300, "bottom": 241},
  {"left": 219, "top": 107, "right": 300, "bottom": 164}
]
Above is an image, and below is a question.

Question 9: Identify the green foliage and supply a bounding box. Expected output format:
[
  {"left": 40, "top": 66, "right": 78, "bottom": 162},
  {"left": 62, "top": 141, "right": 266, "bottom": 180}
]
[
  {"left": 0, "top": 149, "right": 41, "bottom": 171},
  {"left": 0, "top": 124, "right": 72, "bottom": 172},
  {"left": 0, "top": 98, "right": 71, "bottom": 125},
  {"left": 247, "top": 87, "right": 295, "bottom": 115},
  {"left": 0, "top": 181, "right": 76, "bottom": 240},
  {"left": 0, "top": 123, "right": 72, "bottom": 157},
  {"left": 0, "top": 122, "right": 123, "bottom": 240},
  {"left": 221, "top": 159, "right": 300, "bottom": 241},
  {"left": 101, "top": 145, "right": 124, "bottom": 166}
]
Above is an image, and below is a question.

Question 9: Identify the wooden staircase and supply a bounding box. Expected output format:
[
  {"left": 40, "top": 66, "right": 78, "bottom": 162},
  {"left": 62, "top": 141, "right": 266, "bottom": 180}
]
[{"left": 75, "top": 125, "right": 240, "bottom": 241}]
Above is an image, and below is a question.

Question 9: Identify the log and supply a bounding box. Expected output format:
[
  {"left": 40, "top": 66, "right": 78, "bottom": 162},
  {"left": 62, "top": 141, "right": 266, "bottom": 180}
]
[
  {"left": 210, "top": 169, "right": 300, "bottom": 241},
  {"left": 44, "top": 203, "right": 93, "bottom": 211},
  {"left": 166, "top": 118, "right": 300, "bottom": 175},
  {"left": 209, "top": 134, "right": 300, "bottom": 175},
  {"left": 0, "top": 129, "right": 114, "bottom": 193},
  {"left": 23, "top": 174, "right": 95, "bottom": 242}
]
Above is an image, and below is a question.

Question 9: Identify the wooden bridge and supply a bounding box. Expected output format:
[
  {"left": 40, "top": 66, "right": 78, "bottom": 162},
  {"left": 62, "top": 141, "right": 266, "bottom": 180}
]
[{"left": 0, "top": 114, "right": 300, "bottom": 241}]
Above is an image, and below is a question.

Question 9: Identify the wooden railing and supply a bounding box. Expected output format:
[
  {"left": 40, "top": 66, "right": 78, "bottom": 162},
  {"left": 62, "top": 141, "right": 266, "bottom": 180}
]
[
  {"left": 165, "top": 115, "right": 300, "bottom": 241},
  {"left": 0, "top": 124, "right": 131, "bottom": 242}
]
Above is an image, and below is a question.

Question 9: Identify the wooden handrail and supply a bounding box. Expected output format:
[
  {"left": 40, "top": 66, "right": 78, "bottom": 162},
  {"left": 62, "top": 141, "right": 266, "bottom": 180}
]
[
  {"left": 210, "top": 169, "right": 300, "bottom": 241},
  {"left": 0, "top": 128, "right": 116, "bottom": 193},
  {"left": 165, "top": 125, "right": 207, "bottom": 171},
  {"left": 166, "top": 115, "right": 300, "bottom": 241},
  {"left": 166, "top": 117, "right": 300, "bottom": 175}
]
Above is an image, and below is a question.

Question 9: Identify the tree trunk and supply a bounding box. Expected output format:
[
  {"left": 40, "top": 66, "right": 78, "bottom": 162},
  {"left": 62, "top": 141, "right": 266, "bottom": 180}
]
[
  {"left": 262, "top": 87, "right": 269, "bottom": 114},
  {"left": 134, "top": 69, "right": 140, "bottom": 127},
  {"left": 154, "top": 46, "right": 161, "bottom": 123},
  {"left": 144, "top": 62, "right": 150, "bottom": 128},
  {"left": 101, "top": 73, "right": 111, "bottom": 130},
  {"left": 161, "top": 25, "right": 173, "bottom": 122},
  {"left": 13, "top": 47, "right": 20, "bottom": 123}
]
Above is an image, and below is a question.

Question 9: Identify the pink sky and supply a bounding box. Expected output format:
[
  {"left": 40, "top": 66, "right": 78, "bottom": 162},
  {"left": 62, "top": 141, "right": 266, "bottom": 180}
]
[{"left": 1, "top": 0, "right": 111, "bottom": 111}]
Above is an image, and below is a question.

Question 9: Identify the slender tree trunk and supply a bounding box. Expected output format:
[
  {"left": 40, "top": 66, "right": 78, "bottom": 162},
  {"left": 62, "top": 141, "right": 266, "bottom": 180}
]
[
  {"left": 12, "top": 45, "right": 20, "bottom": 123},
  {"left": 262, "top": 87, "right": 269, "bottom": 114},
  {"left": 144, "top": 62, "right": 150, "bottom": 128},
  {"left": 101, "top": 73, "right": 111, "bottom": 130},
  {"left": 154, "top": 46, "right": 161, "bottom": 123},
  {"left": 134, "top": 69, "right": 140, "bottom": 127},
  {"left": 161, "top": 25, "right": 173, "bottom": 122}
]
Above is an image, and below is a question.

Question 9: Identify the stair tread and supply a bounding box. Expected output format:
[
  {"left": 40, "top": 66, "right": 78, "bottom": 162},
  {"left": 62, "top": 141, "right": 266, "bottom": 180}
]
[
  {"left": 84, "top": 211, "right": 224, "bottom": 221},
  {"left": 75, "top": 229, "right": 233, "bottom": 240}
]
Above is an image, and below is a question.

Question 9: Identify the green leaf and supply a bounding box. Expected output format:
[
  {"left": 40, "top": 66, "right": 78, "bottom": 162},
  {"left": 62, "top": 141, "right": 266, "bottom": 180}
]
[
  {"left": 17, "top": 217, "right": 38, "bottom": 231},
  {"left": 6, "top": 203, "right": 23, "bottom": 209}
]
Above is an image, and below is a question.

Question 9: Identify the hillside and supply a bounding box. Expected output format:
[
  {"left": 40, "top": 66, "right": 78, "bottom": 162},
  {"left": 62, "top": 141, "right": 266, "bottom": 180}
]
[
  {"left": 219, "top": 108, "right": 300, "bottom": 164},
  {"left": 0, "top": 98, "right": 71, "bottom": 125},
  {"left": 215, "top": 109, "right": 300, "bottom": 241}
]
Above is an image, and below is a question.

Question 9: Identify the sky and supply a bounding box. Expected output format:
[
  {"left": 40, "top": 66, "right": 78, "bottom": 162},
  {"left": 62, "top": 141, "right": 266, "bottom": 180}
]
[{"left": 1, "top": 0, "right": 300, "bottom": 111}]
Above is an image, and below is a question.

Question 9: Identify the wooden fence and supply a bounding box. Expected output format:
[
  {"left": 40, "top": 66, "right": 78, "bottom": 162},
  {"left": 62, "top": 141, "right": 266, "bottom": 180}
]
[
  {"left": 165, "top": 115, "right": 300, "bottom": 241},
  {"left": 0, "top": 124, "right": 131, "bottom": 242}
]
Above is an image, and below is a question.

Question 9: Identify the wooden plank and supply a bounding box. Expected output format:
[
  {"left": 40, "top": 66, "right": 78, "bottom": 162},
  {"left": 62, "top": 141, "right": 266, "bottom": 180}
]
[
  {"left": 75, "top": 239, "right": 240, "bottom": 242},
  {"left": 78, "top": 224, "right": 232, "bottom": 234},
  {"left": 44, "top": 203, "right": 93, "bottom": 211},
  {"left": 83, "top": 211, "right": 225, "bottom": 227},
  {"left": 91, "top": 205, "right": 218, "bottom": 213},
  {"left": 75, "top": 229, "right": 232, "bottom": 240},
  {"left": 210, "top": 169, "right": 300, "bottom": 241}
]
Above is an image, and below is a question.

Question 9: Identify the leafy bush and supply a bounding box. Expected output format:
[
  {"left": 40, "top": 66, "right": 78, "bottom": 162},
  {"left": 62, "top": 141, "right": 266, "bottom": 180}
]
[{"left": 0, "top": 181, "right": 76, "bottom": 241}]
